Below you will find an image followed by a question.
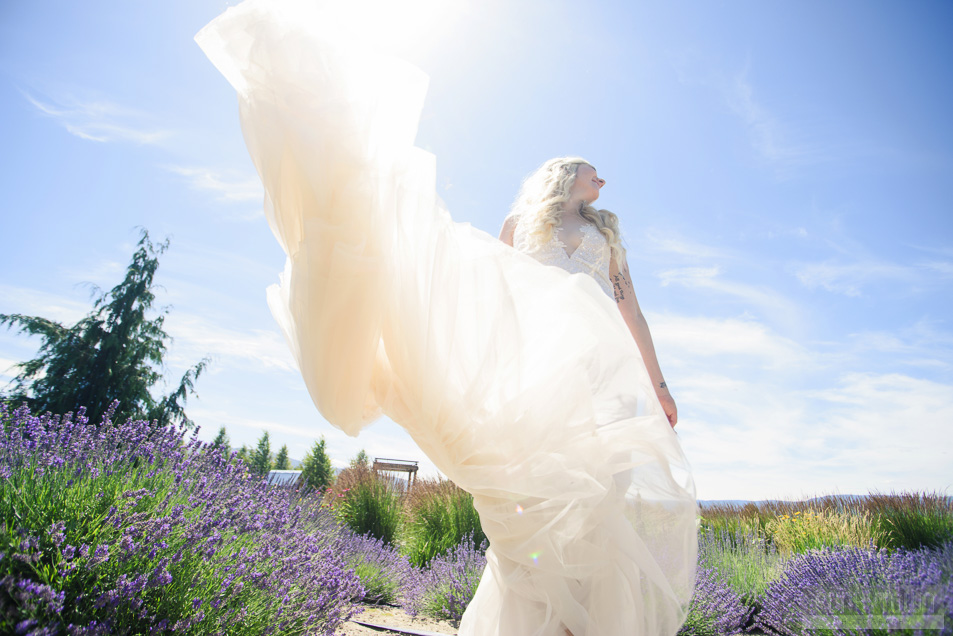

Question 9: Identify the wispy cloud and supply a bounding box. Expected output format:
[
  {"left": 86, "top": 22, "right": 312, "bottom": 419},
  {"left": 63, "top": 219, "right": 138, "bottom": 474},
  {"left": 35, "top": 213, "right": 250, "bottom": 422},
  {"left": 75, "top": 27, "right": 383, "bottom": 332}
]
[
  {"left": 846, "top": 320, "right": 953, "bottom": 372},
  {"left": 0, "top": 284, "right": 92, "bottom": 326},
  {"left": 722, "top": 69, "right": 835, "bottom": 176},
  {"left": 651, "top": 312, "right": 809, "bottom": 369},
  {"left": 0, "top": 357, "right": 21, "bottom": 384},
  {"left": 794, "top": 259, "right": 935, "bottom": 296},
  {"left": 657, "top": 265, "right": 802, "bottom": 327},
  {"left": 639, "top": 230, "right": 729, "bottom": 261},
  {"left": 921, "top": 261, "right": 953, "bottom": 278},
  {"left": 23, "top": 90, "right": 171, "bottom": 145},
  {"left": 165, "top": 314, "right": 297, "bottom": 373},
  {"left": 807, "top": 372, "right": 953, "bottom": 488},
  {"left": 165, "top": 165, "right": 263, "bottom": 204},
  {"left": 657, "top": 311, "right": 953, "bottom": 499}
]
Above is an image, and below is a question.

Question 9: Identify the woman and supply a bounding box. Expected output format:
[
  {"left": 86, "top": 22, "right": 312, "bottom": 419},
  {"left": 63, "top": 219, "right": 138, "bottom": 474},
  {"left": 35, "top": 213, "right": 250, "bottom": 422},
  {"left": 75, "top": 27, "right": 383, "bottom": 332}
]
[
  {"left": 498, "top": 157, "right": 678, "bottom": 431},
  {"left": 197, "top": 3, "right": 698, "bottom": 634}
]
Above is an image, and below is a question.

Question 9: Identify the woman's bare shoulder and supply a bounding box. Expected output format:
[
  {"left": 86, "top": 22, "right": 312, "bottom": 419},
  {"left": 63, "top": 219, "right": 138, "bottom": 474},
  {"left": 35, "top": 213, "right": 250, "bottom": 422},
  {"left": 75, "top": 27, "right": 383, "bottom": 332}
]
[{"left": 499, "top": 214, "right": 519, "bottom": 246}]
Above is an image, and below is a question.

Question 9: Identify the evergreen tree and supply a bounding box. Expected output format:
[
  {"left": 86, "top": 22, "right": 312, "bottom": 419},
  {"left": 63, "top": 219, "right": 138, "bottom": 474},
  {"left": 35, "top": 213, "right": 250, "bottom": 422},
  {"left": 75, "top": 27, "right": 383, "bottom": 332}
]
[
  {"left": 301, "top": 437, "right": 335, "bottom": 492},
  {"left": 351, "top": 449, "right": 370, "bottom": 469},
  {"left": 210, "top": 426, "right": 230, "bottom": 461},
  {"left": 211, "top": 426, "right": 230, "bottom": 453},
  {"left": 235, "top": 445, "right": 251, "bottom": 465},
  {"left": 0, "top": 230, "right": 209, "bottom": 426},
  {"left": 273, "top": 444, "right": 290, "bottom": 470},
  {"left": 250, "top": 431, "right": 273, "bottom": 477}
]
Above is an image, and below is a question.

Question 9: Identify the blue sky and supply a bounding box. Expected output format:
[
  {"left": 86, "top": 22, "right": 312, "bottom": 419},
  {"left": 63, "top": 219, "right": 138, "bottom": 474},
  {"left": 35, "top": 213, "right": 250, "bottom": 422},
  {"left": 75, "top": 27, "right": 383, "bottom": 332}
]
[{"left": 1, "top": 0, "right": 951, "bottom": 501}]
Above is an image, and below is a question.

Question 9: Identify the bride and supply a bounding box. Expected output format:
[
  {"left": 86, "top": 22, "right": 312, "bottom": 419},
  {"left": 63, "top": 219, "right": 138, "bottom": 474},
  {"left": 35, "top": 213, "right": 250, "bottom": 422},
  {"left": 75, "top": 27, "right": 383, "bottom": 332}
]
[
  {"left": 500, "top": 157, "right": 678, "bottom": 430},
  {"left": 197, "top": 2, "right": 699, "bottom": 634}
]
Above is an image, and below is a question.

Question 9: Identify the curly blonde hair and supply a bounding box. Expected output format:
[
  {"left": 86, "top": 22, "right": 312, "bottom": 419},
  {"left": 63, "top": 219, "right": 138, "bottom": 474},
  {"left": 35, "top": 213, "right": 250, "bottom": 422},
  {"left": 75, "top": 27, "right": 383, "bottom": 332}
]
[{"left": 508, "top": 157, "right": 626, "bottom": 268}]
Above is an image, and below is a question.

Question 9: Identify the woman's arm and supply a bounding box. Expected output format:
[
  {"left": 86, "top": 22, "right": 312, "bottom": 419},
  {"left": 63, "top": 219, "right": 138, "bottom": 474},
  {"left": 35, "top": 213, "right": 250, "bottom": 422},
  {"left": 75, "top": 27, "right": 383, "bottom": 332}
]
[
  {"left": 498, "top": 215, "right": 517, "bottom": 247},
  {"left": 609, "top": 254, "right": 678, "bottom": 428}
]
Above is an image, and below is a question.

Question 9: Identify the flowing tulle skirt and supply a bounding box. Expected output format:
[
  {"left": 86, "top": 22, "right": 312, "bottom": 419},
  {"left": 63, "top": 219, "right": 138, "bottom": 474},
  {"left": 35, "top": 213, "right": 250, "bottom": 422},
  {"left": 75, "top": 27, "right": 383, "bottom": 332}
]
[{"left": 197, "top": 3, "right": 699, "bottom": 634}]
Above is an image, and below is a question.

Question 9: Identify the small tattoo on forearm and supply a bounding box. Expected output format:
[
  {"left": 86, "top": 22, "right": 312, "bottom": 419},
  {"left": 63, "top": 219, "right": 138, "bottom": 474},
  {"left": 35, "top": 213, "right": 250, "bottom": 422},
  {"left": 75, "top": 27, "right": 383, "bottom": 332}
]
[
  {"left": 612, "top": 274, "right": 626, "bottom": 302},
  {"left": 659, "top": 381, "right": 667, "bottom": 389}
]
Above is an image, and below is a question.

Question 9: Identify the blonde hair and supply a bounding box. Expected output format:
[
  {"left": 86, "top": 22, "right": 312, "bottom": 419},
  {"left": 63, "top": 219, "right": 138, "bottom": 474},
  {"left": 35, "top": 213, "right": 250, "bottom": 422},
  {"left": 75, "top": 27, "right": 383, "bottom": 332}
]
[{"left": 508, "top": 157, "right": 626, "bottom": 269}]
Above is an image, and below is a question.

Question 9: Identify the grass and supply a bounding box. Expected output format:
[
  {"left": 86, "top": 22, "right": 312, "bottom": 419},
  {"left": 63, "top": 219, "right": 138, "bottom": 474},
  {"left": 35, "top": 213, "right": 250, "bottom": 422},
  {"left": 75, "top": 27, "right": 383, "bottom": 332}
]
[{"left": 401, "top": 477, "right": 486, "bottom": 568}]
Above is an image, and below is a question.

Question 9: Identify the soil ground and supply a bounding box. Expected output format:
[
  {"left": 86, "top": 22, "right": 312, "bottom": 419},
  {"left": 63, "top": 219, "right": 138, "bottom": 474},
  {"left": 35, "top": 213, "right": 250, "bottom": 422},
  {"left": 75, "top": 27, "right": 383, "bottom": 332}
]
[
  {"left": 340, "top": 605, "right": 754, "bottom": 635},
  {"left": 341, "top": 604, "right": 459, "bottom": 635}
]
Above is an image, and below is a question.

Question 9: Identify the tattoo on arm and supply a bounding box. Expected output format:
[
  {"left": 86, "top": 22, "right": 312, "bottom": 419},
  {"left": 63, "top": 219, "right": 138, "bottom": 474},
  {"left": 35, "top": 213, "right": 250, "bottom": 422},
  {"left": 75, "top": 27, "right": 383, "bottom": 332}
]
[
  {"left": 612, "top": 262, "right": 632, "bottom": 304},
  {"left": 612, "top": 274, "right": 626, "bottom": 302},
  {"left": 659, "top": 381, "right": 667, "bottom": 389}
]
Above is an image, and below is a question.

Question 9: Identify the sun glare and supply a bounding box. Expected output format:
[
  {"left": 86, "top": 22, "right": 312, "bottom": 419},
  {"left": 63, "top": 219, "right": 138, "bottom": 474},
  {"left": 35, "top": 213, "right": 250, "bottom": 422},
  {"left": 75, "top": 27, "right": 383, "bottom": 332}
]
[{"left": 276, "top": 0, "right": 466, "bottom": 60}]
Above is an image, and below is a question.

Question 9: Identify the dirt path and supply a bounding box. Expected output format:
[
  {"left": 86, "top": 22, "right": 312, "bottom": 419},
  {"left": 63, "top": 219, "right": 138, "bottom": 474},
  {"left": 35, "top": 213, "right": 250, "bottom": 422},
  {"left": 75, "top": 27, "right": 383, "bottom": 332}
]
[
  {"left": 341, "top": 604, "right": 458, "bottom": 635},
  {"left": 339, "top": 604, "right": 753, "bottom": 636}
]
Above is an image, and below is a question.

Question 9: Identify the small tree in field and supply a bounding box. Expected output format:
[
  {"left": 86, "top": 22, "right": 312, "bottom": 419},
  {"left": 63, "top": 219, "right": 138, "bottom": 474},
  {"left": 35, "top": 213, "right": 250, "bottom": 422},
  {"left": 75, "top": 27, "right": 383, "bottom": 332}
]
[
  {"left": 211, "top": 426, "right": 230, "bottom": 453},
  {"left": 273, "top": 444, "right": 291, "bottom": 470},
  {"left": 351, "top": 449, "right": 370, "bottom": 470},
  {"left": 249, "top": 431, "right": 273, "bottom": 477},
  {"left": 235, "top": 445, "right": 251, "bottom": 465},
  {"left": 302, "top": 437, "right": 335, "bottom": 492},
  {"left": 0, "top": 229, "right": 208, "bottom": 427}
]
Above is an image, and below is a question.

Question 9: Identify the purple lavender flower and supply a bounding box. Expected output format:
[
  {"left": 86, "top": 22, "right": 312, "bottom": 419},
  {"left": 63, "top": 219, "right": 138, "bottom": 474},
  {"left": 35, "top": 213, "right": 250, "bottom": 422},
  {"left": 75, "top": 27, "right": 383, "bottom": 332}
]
[
  {"left": 755, "top": 541, "right": 953, "bottom": 635},
  {"left": 404, "top": 533, "right": 487, "bottom": 622},
  {"left": 0, "top": 403, "right": 364, "bottom": 634}
]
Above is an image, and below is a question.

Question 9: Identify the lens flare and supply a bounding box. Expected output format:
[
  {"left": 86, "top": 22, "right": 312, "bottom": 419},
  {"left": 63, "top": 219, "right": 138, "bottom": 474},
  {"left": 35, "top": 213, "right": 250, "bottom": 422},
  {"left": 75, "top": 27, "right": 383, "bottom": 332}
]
[{"left": 272, "top": 0, "right": 466, "bottom": 58}]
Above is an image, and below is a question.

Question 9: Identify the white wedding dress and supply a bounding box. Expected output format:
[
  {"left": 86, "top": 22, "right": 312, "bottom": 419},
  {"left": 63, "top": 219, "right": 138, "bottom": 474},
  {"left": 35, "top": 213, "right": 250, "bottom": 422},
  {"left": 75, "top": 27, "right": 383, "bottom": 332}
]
[{"left": 197, "top": 3, "right": 699, "bottom": 634}]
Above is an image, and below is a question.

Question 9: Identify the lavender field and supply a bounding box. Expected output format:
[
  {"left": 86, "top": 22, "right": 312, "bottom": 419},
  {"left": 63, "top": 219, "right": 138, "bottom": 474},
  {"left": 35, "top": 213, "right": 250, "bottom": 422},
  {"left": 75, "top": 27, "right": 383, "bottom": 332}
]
[{"left": 1, "top": 403, "right": 951, "bottom": 635}]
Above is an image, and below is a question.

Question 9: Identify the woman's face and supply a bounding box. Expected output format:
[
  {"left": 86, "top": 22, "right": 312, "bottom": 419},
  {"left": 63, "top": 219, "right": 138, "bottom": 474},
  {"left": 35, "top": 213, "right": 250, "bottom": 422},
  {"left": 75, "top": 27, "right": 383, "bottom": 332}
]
[{"left": 570, "top": 164, "right": 605, "bottom": 204}]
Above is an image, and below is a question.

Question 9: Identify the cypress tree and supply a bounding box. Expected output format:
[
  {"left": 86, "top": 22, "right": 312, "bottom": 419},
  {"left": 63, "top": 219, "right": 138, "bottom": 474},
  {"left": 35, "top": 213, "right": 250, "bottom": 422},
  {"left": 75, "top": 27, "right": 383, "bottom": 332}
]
[
  {"left": 250, "top": 431, "right": 273, "bottom": 477},
  {"left": 273, "top": 444, "right": 291, "bottom": 470},
  {"left": 301, "top": 437, "right": 335, "bottom": 492}
]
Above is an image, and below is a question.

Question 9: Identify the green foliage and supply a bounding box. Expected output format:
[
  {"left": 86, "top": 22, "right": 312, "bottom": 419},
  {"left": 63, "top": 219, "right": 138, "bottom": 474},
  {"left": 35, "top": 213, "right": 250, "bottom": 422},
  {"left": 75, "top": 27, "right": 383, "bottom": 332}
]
[
  {"left": 235, "top": 445, "right": 251, "bottom": 464},
  {"left": 0, "top": 229, "right": 209, "bottom": 426},
  {"left": 211, "top": 426, "right": 230, "bottom": 453},
  {"left": 701, "top": 491, "right": 953, "bottom": 556},
  {"left": 249, "top": 431, "right": 273, "bottom": 477},
  {"left": 301, "top": 437, "right": 335, "bottom": 493},
  {"left": 403, "top": 478, "right": 486, "bottom": 567},
  {"left": 765, "top": 508, "right": 887, "bottom": 556},
  {"left": 351, "top": 449, "right": 370, "bottom": 469},
  {"left": 273, "top": 444, "right": 291, "bottom": 470},
  {"left": 864, "top": 490, "right": 953, "bottom": 552},
  {"left": 349, "top": 561, "right": 401, "bottom": 605},
  {"left": 700, "top": 527, "right": 786, "bottom": 604},
  {"left": 334, "top": 467, "right": 402, "bottom": 545}
]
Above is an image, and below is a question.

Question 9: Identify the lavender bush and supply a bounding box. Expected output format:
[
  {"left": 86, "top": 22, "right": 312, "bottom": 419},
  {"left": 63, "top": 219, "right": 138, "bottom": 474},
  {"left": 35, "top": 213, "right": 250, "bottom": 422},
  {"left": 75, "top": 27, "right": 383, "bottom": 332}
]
[
  {"left": 404, "top": 533, "right": 487, "bottom": 623},
  {"left": 0, "top": 402, "right": 362, "bottom": 635},
  {"left": 755, "top": 541, "right": 953, "bottom": 636},
  {"left": 678, "top": 563, "right": 753, "bottom": 636},
  {"left": 699, "top": 525, "right": 786, "bottom": 596},
  {"left": 340, "top": 532, "right": 413, "bottom": 605}
]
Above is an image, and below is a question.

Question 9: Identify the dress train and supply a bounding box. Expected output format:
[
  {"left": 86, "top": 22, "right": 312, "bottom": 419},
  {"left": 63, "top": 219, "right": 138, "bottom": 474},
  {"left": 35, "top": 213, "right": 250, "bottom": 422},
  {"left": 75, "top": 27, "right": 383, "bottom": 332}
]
[{"left": 197, "top": 3, "right": 699, "bottom": 634}]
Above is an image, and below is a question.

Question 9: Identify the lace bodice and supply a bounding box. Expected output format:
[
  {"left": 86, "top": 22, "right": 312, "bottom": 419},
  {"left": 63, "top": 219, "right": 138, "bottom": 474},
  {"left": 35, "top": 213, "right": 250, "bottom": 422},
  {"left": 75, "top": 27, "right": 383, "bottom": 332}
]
[{"left": 511, "top": 215, "right": 614, "bottom": 298}]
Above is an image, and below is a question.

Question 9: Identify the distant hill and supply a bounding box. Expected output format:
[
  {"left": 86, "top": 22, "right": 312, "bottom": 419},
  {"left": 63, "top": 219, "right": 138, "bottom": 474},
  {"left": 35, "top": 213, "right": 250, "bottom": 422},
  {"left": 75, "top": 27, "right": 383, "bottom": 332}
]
[{"left": 698, "top": 493, "right": 953, "bottom": 510}]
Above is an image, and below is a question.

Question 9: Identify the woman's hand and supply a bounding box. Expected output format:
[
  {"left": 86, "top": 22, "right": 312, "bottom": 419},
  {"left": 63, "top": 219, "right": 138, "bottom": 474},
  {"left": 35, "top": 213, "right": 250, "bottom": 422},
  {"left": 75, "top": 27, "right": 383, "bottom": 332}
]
[{"left": 658, "top": 391, "right": 678, "bottom": 428}]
